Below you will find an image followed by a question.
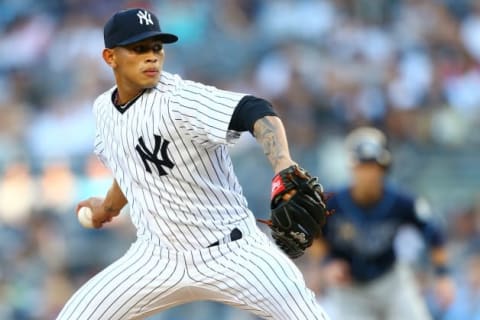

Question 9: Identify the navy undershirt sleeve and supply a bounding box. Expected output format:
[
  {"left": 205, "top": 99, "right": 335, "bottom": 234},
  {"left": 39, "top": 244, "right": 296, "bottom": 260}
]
[{"left": 228, "top": 95, "right": 278, "bottom": 134}]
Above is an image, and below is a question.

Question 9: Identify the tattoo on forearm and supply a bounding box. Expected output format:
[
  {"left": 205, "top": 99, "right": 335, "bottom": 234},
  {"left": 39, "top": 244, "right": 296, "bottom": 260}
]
[
  {"left": 105, "top": 205, "right": 117, "bottom": 213},
  {"left": 255, "top": 118, "right": 287, "bottom": 168}
]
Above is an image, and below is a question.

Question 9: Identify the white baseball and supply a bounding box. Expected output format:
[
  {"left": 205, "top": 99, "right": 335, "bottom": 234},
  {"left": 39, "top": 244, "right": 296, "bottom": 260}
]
[{"left": 78, "top": 207, "right": 95, "bottom": 229}]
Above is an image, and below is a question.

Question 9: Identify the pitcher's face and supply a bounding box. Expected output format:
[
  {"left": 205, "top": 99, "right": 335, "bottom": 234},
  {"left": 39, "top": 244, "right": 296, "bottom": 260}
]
[{"left": 104, "top": 38, "right": 165, "bottom": 91}]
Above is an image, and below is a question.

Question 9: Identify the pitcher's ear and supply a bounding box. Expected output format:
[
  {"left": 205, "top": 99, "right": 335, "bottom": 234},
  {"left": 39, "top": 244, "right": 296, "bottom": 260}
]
[{"left": 102, "top": 48, "right": 116, "bottom": 68}]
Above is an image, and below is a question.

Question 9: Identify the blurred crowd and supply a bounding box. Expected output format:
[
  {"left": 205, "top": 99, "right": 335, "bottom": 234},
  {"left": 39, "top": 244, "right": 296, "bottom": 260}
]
[{"left": 1, "top": 0, "right": 480, "bottom": 319}]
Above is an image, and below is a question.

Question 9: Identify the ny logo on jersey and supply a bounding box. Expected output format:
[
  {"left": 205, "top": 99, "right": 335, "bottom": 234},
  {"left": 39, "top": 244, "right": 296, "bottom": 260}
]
[
  {"left": 135, "top": 135, "right": 174, "bottom": 176},
  {"left": 137, "top": 10, "right": 154, "bottom": 25}
]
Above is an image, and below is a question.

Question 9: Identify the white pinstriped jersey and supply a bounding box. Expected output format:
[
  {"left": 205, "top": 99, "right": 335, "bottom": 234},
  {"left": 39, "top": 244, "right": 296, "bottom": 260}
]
[
  {"left": 59, "top": 71, "right": 330, "bottom": 320},
  {"left": 93, "top": 71, "right": 258, "bottom": 250}
]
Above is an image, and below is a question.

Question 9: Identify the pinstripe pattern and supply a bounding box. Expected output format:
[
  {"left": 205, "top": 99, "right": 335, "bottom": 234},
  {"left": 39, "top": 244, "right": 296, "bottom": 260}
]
[
  {"left": 93, "top": 72, "right": 255, "bottom": 250},
  {"left": 58, "top": 230, "right": 329, "bottom": 320},
  {"left": 58, "top": 71, "right": 330, "bottom": 319}
]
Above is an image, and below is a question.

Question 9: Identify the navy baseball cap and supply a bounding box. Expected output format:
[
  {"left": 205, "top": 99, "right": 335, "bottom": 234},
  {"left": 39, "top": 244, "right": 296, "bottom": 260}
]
[{"left": 104, "top": 8, "right": 178, "bottom": 48}]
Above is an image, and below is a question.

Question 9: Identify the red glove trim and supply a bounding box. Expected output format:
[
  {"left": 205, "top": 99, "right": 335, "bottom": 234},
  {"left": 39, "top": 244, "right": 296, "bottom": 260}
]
[{"left": 271, "top": 174, "right": 286, "bottom": 200}]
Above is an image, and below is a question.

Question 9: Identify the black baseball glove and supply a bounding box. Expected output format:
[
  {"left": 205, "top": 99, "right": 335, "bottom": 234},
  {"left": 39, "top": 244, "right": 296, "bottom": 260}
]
[{"left": 259, "top": 165, "right": 331, "bottom": 259}]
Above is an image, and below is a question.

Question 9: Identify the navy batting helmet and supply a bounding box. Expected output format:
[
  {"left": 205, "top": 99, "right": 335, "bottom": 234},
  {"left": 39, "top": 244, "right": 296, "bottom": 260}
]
[{"left": 345, "top": 127, "right": 392, "bottom": 168}]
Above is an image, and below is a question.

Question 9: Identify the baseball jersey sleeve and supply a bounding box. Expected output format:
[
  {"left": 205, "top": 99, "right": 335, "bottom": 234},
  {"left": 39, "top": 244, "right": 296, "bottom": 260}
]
[
  {"left": 92, "top": 97, "right": 109, "bottom": 168},
  {"left": 170, "top": 79, "right": 247, "bottom": 147},
  {"left": 404, "top": 196, "right": 446, "bottom": 247},
  {"left": 93, "top": 131, "right": 108, "bottom": 167}
]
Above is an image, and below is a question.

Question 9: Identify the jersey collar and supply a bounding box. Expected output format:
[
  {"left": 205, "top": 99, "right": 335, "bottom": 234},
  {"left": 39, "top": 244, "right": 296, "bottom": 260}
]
[{"left": 111, "top": 88, "right": 146, "bottom": 114}]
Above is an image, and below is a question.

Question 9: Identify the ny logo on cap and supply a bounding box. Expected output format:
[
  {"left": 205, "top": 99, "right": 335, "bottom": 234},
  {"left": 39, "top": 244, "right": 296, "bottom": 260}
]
[{"left": 137, "top": 10, "right": 154, "bottom": 25}]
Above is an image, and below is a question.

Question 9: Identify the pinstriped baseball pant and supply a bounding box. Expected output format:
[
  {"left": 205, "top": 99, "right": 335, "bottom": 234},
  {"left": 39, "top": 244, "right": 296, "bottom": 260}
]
[{"left": 56, "top": 230, "right": 330, "bottom": 320}]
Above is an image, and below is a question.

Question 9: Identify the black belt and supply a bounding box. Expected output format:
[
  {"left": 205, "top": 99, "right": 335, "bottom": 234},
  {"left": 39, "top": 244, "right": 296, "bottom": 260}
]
[{"left": 208, "top": 228, "right": 242, "bottom": 247}]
